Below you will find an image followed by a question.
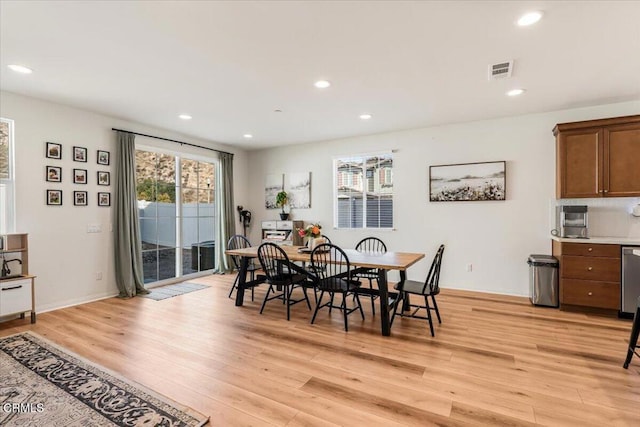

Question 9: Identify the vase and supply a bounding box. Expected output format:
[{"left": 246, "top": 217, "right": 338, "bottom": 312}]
[{"left": 307, "top": 236, "right": 314, "bottom": 250}]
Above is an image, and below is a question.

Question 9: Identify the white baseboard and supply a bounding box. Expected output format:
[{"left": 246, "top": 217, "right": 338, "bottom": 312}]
[{"left": 36, "top": 291, "right": 120, "bottom": 314}]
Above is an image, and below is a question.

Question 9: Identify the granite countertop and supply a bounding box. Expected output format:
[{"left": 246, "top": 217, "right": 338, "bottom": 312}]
[{"left": 551, "top": 236, "right": 640, "bottom": 245}]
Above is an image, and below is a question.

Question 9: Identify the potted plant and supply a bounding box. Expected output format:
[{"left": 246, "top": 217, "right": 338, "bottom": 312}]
[{"left": 276, "top": 190, "right": 289, "bottom": 220}]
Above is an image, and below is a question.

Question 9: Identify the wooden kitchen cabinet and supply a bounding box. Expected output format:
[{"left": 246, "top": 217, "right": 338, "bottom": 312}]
[
  {"left": 554, "top": 115, "right": 640, "bottom": 199},
  {"left": 552, "top": 241, "right": 621, "bottom": 311}
]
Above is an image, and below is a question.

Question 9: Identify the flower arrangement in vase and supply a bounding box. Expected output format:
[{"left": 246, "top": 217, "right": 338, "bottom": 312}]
[{"left": 297, "top": 223, "right": 322, "bottom": 249}]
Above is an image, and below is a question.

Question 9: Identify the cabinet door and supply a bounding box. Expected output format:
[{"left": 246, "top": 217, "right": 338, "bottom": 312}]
[
  {"left": 557, "top": 128, "right": 603, "bottom": 198},
  {"left": 604, "top": 123, "right": 640, "bottom": 197}
]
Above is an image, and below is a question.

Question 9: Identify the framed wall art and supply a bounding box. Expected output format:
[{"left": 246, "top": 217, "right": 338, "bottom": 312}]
[
  {"left": 46, "top": 142, "right": 62, "bottom": 159},
  {"left": 73, "top": 146, "right": 87, "bottom": 162},
  {"left": 46, "top": 166, "right": 61, "bottom": 182},
  {"left": 46, "top": 189, "right": 62, "bottom": 206},
  {"left": 73, "top": 168, "right": 87, "bottom": 184},
  {"left": 97, "top": 171, "right": 110, "bottom": 186},
  {"left": 97, "top": 150, "right": 110, "bottom": 165},
  {"left": 429, "top": 161, "right": 506, "bottom": 202},
  {"left": 74, "top": 191, "right": 88, "bottom": 206},
  {"left": 265, "top": 173, "right": 283, "bottom": 209},
  {"left": 98, "top": 192, "right": 111, "bottom": 207},
  {"left": 285, "top": 172, "right": 311, "bottom": 208}
]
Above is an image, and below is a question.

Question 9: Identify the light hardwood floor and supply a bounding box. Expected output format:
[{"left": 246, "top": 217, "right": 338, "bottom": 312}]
[{"left": 1, "top": 274, "right": 638, "bottom": 426}]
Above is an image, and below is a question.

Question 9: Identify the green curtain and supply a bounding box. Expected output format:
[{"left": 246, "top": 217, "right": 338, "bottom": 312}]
[
  {"left": 114, "top": 131, "right": 148, "bottom": 297},
  {"left": 214, "top": 151, "right": 235, "bottom": 272}
]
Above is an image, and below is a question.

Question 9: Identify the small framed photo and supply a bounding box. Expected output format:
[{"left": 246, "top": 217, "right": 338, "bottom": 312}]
[
  {"left": 46, "top": 166, "right": 62, "bottom": 182},
  {"left": 73, "top": 146, "right": 87, "bottom": 162},
  {"left": 98, "top": 192, "right": 111, "bottom": 207},
  {"left": 47, "top": 189, "right": 63, "bottom": 206},
  {"left": 73, "top": 168, "right": 87, "bottom": 184},
  {"left": 97, "top": 150, "right": 110, "bottom": 165},
  {"left": 97, "top": 171, "right": 110, "bottom": 186},
  {"left": 46, "top": 142, "right": 62, "bottom": 159},
  {"left": 74, "top": 191, "right": 88, "bottom": 206}
]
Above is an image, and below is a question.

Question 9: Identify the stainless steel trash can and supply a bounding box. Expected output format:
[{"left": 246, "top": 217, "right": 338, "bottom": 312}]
[{"left": 527, "top": 254, "right": 559, "bottom": 307}]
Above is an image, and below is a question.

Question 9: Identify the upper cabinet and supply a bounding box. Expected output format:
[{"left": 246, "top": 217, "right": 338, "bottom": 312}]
[{"left": 554, "top": 115, "right": 640, "bottom": 198}]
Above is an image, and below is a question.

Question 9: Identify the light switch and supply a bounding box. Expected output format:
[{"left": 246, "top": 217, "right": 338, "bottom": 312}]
[{"left": 87, "top": 224, "right": 102, "bottom": 233}]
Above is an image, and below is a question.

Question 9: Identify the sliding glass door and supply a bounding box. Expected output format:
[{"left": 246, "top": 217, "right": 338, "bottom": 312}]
[{"left": 135, "top": 149, "right": 216, "bottom": 285}]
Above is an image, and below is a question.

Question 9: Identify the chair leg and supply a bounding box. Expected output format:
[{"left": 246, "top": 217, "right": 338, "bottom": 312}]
[
  {"left": 391, "top": 292, "right": 401, "bottom": 327},
  {"left": 342, "top": 293, "right": 349, "bottom": 332},
  {"left": 260, "top": 286, "right": 272, "bottom": 314},
  {"left": 369, "top": 278, "right": 376, "bottom": 315},
  {"left": 303, "top": 286, "right": 312, "bottom": 310},
  {"left": 250, "top": 270, "right": 255, "bottom": 302},
  {"left": 329, "top": 293, "right": 335, "bottom": 313},
  {"left": 431, "top": 295, "right": 441, "bottom": 324},
  {"left": 424, "top": 295, "right": 435, "bottom": 337},
  {"left": 354, "top": 293, "right": 365, "bottom": 320},
  {"left": 285, "top": 285, "right": 291, "bottom": 321},
  {"left": 311, "top": 290, "right": 325, "bottom": 324},
  {"left": 229, "top": 273, "right": 239, "bottom": 299}
]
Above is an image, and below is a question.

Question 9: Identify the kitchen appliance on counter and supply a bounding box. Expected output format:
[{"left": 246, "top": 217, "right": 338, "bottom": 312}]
[
  {"left": 555, "top": 205, "right": 588, "bottom": 238},
  {"left": 622, "top": 247, "right": 640, "bottom": 316}
]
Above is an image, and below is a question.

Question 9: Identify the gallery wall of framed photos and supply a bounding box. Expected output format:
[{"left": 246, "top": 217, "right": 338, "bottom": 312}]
[{"left": 45, "top": 142, "right": 111, "bottom": 207}]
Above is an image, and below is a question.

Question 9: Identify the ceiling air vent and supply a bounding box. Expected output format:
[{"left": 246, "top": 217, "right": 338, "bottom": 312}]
[{"left": 488, "top": 60, "right": 513, "bottom": 80}]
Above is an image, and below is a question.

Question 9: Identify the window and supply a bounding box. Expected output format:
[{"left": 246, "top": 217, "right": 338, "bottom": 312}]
[
  {"left": 334, "top": 153, "right": 393, "bottom": 229},
  {"left": 135, "top": 148, "right": 217, "bottom": 284},
  {"left": 0, "top": 118, "right": 15, "bottom": 234}
]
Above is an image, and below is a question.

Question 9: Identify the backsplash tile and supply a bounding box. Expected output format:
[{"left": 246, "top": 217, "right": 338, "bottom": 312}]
[{"left": 550, "top": 197, "right": 640, "bottom": 238}]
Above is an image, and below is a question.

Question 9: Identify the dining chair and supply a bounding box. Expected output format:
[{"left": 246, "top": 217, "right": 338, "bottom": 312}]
[
  {"left": 354, "top": 237, "right": 387, "bottom": 315},
  {"left": 623, "top": 296, "right": 640, "bottom": 369},
  {"left": 227, "top": 234, "right": 260, "bottom": 301},
  {"left": 310, "top": 243, "right": 364, "bottom": 332},
  {"left": 392, "top": 244, "right": 445, "bottom": 336},
  {"left": 257, "top": 242, "right": 313, "bottom": 320}
]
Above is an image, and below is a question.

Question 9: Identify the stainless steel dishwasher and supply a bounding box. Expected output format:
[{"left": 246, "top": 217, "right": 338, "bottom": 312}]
[{"left": 622, "top": 247, "right": 640, "bottom": 315}]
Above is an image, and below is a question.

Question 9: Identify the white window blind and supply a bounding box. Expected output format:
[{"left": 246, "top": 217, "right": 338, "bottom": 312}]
[
  {"left": 334, "top": 153, "right": 393, "bottom": 229},
  {"left": 0, "top": 118, "right": 15, "bottom": 234}
]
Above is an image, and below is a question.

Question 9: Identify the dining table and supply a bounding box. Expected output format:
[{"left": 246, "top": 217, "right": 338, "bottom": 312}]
[{"left": 225, "top": 244, "right": 425, "bottom": 336}]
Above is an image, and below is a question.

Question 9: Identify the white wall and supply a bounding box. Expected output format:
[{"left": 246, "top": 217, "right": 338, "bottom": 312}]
[
  {"left": 247, "top": 101, "right": 640, "bottom": 296},
  {"left": 0, "top": 91, "right": 249, "bottom": 312}
]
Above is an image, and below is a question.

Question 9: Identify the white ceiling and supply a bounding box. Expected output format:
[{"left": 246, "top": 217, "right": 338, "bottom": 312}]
[{"left": 1, "top": 1, "right": 639, "bottom": 150}]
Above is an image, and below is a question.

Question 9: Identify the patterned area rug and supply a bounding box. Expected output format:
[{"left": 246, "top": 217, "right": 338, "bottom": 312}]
[
  {"left": 141, "top": 282, "right": 210, "bottom": 301},
  {"left": 0, "top": 332, "right": 209, "bottom": 426}
]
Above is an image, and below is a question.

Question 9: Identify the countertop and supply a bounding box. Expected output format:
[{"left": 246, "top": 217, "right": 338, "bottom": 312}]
[{"left": 551, "top": 236, "right": 640, "bottom": 245}]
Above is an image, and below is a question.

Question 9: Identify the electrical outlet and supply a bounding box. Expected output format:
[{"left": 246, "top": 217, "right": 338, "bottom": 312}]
[
  {"left": 96, "top": 271, "right": 103, "bottom": 280},
  {"left": 466, "top": 263, "right": 473, "bottom": 272}
]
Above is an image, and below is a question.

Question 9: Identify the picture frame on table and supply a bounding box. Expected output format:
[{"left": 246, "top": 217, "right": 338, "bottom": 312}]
[
  {"left": 46, "top": 189, "right": 62, "bottom": 206},
  {"left": 46, "top": 166, "right": 62, "bottom": 182},
  {"left": 73, "top": 168, "right": 87, "bottom": 184},
  {"left": 97, "top": 171, "right": 110, "bottom": 186},
  {"left": 97, "top": 150, "right": 110, "bottom": 165},
  {"left": 98, "top": 192, "right": 111, "bottom": 207},
  {"left": 74, "top": 191, "right": 88, "bottom": 206},
  {"left": 46, "top": 142, "right": 62, "bottom": 159},
  {"left": 73, "top": 146, "right": 87, "bottom": 162}
]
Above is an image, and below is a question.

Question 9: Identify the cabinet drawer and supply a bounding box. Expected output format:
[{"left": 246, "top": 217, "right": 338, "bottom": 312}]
[
  {"left": 261, "top": 221, "right": 277, "bottom": 230},
  {"left": 561, "top": 279, "right": 620, "bottom": 309},
  {"left": 0, "top": 278, "right": 32, "bottom": 315},
  {"left": 276, "top": 220, "right": 293, "bottom": 230},
  {"left": 561, "top": 243, "right": 620, "bottom": 258},
  {"left": 561, "top": 256, "right": 620, "bottom": 282}
]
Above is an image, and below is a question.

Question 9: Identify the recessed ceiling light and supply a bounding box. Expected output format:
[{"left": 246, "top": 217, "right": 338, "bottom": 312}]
[
  {"left": 243, "top": 134, "right": 253, "bottom": 139},
  {"left": 506, "top": 88, "right": 526, "bottom": 97},
  {"left": 314, "top": 80, "right": 331, "bottom": 89},
  {"left": 517, "top": 11, "right": 543, "bottom": 26},
  {"left": 8, "top": 64, "right": 33, "bottom": 74},
  {"left": 178, "top": 114, "right": 192, "bottom": 120},
  {"left": 359, "top": 114, "right": 372, "bottom": 120}
]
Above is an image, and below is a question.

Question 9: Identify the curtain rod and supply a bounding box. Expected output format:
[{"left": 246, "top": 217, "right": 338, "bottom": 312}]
[{"left": 111, "top": 128, "right": 234, "bottom": 157}]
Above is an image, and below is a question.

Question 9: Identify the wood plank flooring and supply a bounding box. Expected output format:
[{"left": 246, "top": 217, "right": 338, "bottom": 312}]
[{"left": 1, "top": 274, "right": 638, "bottom": 426}]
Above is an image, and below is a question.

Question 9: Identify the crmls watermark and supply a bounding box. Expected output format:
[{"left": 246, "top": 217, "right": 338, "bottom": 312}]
[{"left": 2, "top": 403, "right": 45, "bottom": 413}]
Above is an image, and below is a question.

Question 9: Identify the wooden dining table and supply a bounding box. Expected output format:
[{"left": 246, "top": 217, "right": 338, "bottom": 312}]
[{"left": 226, "top": 244, "right": 425, "bottom": 336}]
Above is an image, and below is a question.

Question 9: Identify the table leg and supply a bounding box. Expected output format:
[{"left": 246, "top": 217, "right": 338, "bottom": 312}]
[
  {"left": 30, "top": 311, "right": 36, "bottom": 324},
  {"left": 398, "top": 270, "right": 411, "bottom": 311},
  {"left": 377, "top": 269, "right": 391, "bottom": 336},
  {"left": 234, "top": 256, "right": 249, "bottom": 306}
]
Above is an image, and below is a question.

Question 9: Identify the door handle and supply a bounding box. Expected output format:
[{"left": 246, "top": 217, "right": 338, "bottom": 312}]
[
  {"left": 588, "top": 292, "right": 593, "bottom": 296},
  {"left": 587, "top": 267, "right": 593, "bottom": 271},
  {"left": 1, "top": 285, "right": 22, "bottom": 291},
  {"left": 588, "top": 248, "right": 593, "bottom": 252}
]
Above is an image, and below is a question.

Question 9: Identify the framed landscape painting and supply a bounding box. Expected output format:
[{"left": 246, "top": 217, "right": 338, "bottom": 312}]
[{"left": 429, "top": 161, "right": 506, "bottom": 202}]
